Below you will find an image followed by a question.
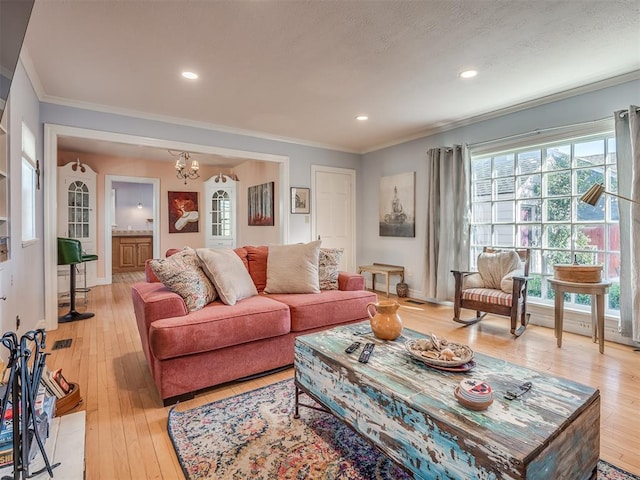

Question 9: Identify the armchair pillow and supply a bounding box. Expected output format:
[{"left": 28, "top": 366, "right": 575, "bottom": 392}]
[
  {"left": 264, "top": 241, "right": 321, "bottom": 294},
  {"left": 477, "top": 250, "right": 521, "bottom": 290},
  {"left": 196, "top": 248, "right": 258, "bottom": 306},
  {"left": 148, "top": 247, "right": 217, "bottom": 312},
  {"left": 500, "top": 269, "right": 525, "bottom": 293}
]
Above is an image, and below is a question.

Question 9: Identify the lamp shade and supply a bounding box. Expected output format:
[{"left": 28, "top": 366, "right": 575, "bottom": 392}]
[{"left": 580, "top": 183, "right": 605, "bottom": 206}]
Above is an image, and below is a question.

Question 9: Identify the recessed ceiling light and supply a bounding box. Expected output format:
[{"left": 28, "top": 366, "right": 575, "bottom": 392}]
[
  {"left": 356, "top": 115, "right": 369, "bottom": 121},
  {"left": 182, "top": 71, "right": 198, "bottom": 80},
  {"left": 459, "top": 69, "right": 478, "bottom": 79}
]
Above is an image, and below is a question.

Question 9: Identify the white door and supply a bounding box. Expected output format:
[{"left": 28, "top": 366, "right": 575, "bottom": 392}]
[
  {"left": 312, "top": 166, "right": 356, "bottom": 272},
  {"left": 57, "top": 161, "right": 98, "bottom": 289}
]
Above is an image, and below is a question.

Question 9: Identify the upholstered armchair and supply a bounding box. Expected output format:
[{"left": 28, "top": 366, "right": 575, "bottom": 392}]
[{"left": 451, "top": 248, "right": 530, "bottom": 337}]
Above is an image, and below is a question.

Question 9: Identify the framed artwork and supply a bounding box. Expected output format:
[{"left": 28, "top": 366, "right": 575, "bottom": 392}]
[
  {"left": 168, "top": 191, "right": 199, "bottom": 233},
  {"left": 248, "top": 182, "right": 275, "bottom": 226},
  {"left": 290, "top": 187, "right": 310, "bottom": 214},
  {"left": 379, "top": 172, "right": 415, "bottom": 237}
]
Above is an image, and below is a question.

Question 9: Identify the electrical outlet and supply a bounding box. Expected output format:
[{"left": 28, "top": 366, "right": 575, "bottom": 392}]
[{"left": 16, "top": 315, "right": 20, "bottom": 330}]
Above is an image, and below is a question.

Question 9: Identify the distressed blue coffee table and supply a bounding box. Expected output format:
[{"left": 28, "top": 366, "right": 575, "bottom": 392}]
[{"left": 293, "top": 322, "right": 600, "bottom": 480}]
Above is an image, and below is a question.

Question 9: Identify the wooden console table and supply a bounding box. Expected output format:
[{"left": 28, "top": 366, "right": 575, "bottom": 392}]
[
  {"left": 548, "top": 278, "right": 612, "bottom": 354},
  {"left": 357, "top": 263, "right": 404, "bottom": 297}
]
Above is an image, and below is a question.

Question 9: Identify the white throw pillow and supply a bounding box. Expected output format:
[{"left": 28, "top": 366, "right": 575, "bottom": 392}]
[
  {"left": 149, "top": 247, "right": 217, "bottom": 312},
  {"left": 264, "top": 241, "right": 321, "bottom": 294},
  {"left": 501, "top": 269, "right": 524, "bottom": 293},
  {"left": 196, "top": 248, "right": 258, "bottom": 305},
  {"left": 462, "top": 273, "right": 484, "bottom": 290},
  {"left": 477, "top": 251, "right": 521, "bottom": 290}
]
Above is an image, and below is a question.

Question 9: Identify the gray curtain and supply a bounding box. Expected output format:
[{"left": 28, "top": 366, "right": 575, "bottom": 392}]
[
  {"left": 615, "top": 105, "right": 640, "bottom": 342},
  {"left": 424, "top": 145, "right": 469, "bottom": 301}
]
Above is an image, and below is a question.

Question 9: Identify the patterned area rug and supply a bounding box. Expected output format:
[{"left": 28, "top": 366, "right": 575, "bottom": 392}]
[{"left": 168, "top": 379, "right": 639, "bottom": 480}]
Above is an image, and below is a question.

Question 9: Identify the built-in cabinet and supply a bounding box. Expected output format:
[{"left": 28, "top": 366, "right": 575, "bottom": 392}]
[
  {"left": 0, "top": 111, "right": 9, "bottom": 262},
  {"left": 57, "top": 160, "right": 98, "bottom": 290},
  {"left": 205, "top": 175, "right": 236, "bottom": 248},
  {"left": 112, "top": 235, "right": 153, "bottom": 273}
]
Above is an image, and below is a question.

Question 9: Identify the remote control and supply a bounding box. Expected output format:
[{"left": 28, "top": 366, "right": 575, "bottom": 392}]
[
  {"left": 345, "top": 341, "right": 361, "bottom": 353},
  {"left": 358, "top": 343, "right": 375, "bottom": 363}
]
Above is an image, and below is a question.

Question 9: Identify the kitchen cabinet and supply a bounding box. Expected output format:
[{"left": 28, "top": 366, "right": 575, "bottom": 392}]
[{"left": 112, "top": 235, "right": 153, "bottom": 273}]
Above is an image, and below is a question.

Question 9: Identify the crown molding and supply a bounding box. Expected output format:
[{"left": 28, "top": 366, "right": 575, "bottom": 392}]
[
  {"left": 19, "top": 47, "right": 46, "bottom": 100},
  {"left": 39, "top": 93, "right": 360, "bottom": 154}
]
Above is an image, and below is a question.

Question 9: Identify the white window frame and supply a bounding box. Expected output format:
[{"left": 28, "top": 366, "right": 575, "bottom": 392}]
[
  {"left": 468, "top": 124, "right": 620, "bottom": 318},
  {"left": 21, "top": 122, "right": 37, "bottom": 245}
]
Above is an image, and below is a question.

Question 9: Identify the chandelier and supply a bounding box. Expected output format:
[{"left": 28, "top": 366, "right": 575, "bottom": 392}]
[{"left": 172, "top": 151, "right": 199, "bottom": 184}]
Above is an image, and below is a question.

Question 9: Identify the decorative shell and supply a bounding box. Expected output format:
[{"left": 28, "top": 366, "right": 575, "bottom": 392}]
[{"left": 405, "top": 335, "right": 474, "bottom": 367}]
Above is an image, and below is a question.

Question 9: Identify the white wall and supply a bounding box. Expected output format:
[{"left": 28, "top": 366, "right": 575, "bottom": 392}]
[
  {"left": 112, "top": 181, "right": 153, "bottom": 231},
  {"left": 1, "top": 61, "right": 44, "bottom": 337}
]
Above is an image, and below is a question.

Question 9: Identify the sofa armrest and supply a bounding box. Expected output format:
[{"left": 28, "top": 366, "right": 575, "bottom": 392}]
[
  {"left": 131, "top": 282, "right": 188, "bottom": 333},
  {"left": 338, "top": 271, "right": 366, "bottom": 291},
  {"left": 145, "top": 259, "right": 160, "bottom": 282}
]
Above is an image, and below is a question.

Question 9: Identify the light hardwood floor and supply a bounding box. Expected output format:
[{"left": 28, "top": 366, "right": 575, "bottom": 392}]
[{"left": 49, "top": 275, "right": 640, "bottom": 479}]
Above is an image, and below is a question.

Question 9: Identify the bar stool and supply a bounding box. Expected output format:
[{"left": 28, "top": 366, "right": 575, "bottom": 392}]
[{"left": 57, "top": 237, "right": 99, "bottom": 323}]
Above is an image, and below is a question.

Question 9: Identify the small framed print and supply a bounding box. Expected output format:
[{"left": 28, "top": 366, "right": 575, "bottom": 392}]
[{"left": 291, "top": 187, "right": 310, "bottom": 214}]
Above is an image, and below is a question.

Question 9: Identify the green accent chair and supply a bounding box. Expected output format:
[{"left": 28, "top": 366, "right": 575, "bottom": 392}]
[{"left": 57, "top": 237, "right": 99, "bottom": 323}]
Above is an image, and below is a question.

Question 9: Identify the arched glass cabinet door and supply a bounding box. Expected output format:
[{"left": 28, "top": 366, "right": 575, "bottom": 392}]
[
  {"left": 67, "top": 180, "right": 91, "bottom": 239},
  {"left": 205, "top": 175, "right": 236, "bottom": 247}
]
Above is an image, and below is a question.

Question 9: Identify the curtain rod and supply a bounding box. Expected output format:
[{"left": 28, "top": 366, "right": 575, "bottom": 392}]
[
  {"left": 618, "top": 106, "right": 639, "bottom": 118},
  {"left": 467, "top": 116, "right": 612, "bottom": 149}
]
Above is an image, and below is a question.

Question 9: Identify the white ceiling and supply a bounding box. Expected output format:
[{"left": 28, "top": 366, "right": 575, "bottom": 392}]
[{"left": 22, "top": 0, "right": 640, "bottom": 157}]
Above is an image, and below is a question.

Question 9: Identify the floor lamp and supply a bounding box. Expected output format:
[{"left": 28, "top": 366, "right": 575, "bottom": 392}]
[
  {"left": 581, "top": 183, "right": 640, "bottom": 352},
  {"left": 580, "top": 183, "right": 640, "bottom": 206}
]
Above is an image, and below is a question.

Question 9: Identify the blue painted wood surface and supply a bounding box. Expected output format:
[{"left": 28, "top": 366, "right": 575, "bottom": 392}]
[{"left": 294, "top": 322, "right": 600, "bottom": 480}]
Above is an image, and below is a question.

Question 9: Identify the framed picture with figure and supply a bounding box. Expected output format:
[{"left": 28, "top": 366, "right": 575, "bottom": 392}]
[
  {"left": 168, "top": 191, "right": 199, "bottom": 233},
  {"left": 291, "top": 187, "right": 310, "bottom": 214}
]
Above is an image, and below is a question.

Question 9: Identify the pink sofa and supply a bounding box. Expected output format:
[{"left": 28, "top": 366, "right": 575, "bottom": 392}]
[{"left": 131, "top": 246, "right": 376, "bottom": 405}]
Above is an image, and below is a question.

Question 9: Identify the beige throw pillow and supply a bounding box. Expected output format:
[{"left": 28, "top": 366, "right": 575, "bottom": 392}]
[
  {"left": 318, "top": 248, "right": 343, "bottom": 290},
  {"left": 149, "top": 247, "right": 217, "bottom": 312},
  {"left": 501, "top": 269, "right": 525, "bottom": 293},
  {"left": 477, "top": 251, "right": 522, "bottom": 290},
  {"left": 264, "top": 241, "right": 321, "bottom": 294},
  {"left": 196, "top": 248, "right": 258, "bottom": 305}
]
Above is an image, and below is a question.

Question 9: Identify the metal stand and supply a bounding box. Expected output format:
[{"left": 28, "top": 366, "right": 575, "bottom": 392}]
[{"left": 0, "top": 330, "right": 59, "bottom": 479}]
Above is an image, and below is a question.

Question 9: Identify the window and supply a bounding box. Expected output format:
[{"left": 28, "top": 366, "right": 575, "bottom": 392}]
[
  {"left": 21, "top": 122, "right": 36, "bottom": 243},
  {"left": 469, "top": 132, "right": 620, "bottom": 315}
]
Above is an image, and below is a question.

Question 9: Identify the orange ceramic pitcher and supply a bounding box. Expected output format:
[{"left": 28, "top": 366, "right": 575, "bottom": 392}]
[{"left": 366, "top": 300, "right": 402, "bottom": 341}]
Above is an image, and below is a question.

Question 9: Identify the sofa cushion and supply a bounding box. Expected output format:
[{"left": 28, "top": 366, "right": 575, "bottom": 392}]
[
  {"left": 265, "top": 241, "right": 321, "bottom": 294},
  {"left": 318, "top": 248, "right": 343, "bottom": 290},
  {"left": 148, "top": 248, "right": 217, "bottom": 312},
  {"left": 245, "top": 246, "right": 269, "bottom": 292},
  {"left": 196, "top": 248, "right": 258, "bottom": 306},
  {"left": 267, "top": 289, "right": 376, "bottom": 332},
  {"left": 148, "top": 295, "right": 291, "bottom": 360}
]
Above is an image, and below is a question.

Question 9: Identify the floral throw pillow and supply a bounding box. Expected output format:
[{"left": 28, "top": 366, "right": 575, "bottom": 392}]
[
  {"left": 149, "top": 248, "right": 217, "bottom": 312},
  {"left": 318, "top": 248, "right": 343, "bottom": 290}
]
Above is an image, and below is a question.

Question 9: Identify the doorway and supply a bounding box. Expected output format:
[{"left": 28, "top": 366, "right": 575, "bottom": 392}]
[
  {"left": 105, "top": 176, "right": 160, "bottom": 285},
  {"left": 43, "top": 124, "right": 290, "bottom": 330}
]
